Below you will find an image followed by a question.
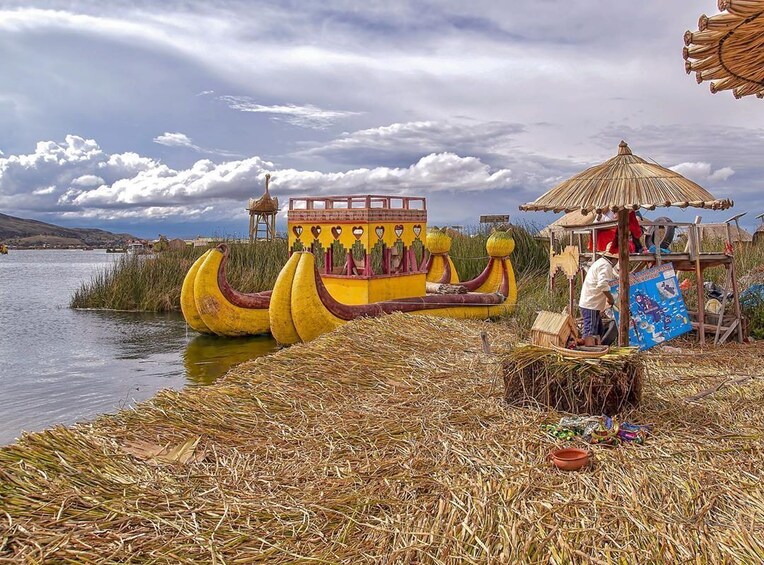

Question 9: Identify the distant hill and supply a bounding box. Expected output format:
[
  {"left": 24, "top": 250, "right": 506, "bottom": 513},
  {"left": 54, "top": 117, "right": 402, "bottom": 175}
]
[{"left": 0, "top": 213, "right": 138, "bottom": 249}]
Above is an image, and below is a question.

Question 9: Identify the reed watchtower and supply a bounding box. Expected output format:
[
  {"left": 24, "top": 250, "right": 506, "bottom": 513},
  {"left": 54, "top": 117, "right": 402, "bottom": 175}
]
[{"left": 247, "top": 173, "right": 279, "bottom": 242}]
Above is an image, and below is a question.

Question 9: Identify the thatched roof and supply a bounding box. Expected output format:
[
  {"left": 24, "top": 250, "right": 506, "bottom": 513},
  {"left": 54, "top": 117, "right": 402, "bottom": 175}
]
[
  {"left": 247, "top": 173, "right": 279, "bottom": 213},
  {"left": 538, "top": 210, "right": 596, "bottom": 239},
  {"left": 684, "top": 0, "right": 764, "bottom": 99},
  {"left": 520, "top": 142, "right": 732, "bottom": 214},
  {"left": 699, "top": 224, "right": 753, "bottom": 242},
  {"left": 530, "top": 311, "right": 577, "bottom": 337}
]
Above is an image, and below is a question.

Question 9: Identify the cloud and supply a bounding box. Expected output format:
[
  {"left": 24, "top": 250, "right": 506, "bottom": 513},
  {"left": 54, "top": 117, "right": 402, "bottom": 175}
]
[
  {"left": 0, "top": 135, "right": 155, "bottom": 212},
  {"left": 153, "top": 132, "right": 242, "bottom": 158},
  {"left": 1, "top": 134, "right": 515, "bottom": 221},
  {"left": 670, "top": 162, "right": 735, "bottom": 184},
  {"left": 153, "top": 132, "right": 200, "bottom": 150},
  {"left": 218, "top": 96, "right": 362, "bottom": 129},
  {"left": 71, "top": 174, "right": 105, "bottom": 187},
  {"left": 296, "top": 120, "right": 525, "bottom": 165}
]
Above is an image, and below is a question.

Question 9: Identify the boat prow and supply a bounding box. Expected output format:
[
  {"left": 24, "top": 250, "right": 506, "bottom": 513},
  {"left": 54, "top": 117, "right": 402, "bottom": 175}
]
[{"left": 182, "top": 244, "right": 272, "bottom": 336}]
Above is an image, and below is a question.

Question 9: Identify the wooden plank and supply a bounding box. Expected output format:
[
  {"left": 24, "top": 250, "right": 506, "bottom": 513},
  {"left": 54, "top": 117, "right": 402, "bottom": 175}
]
[
  {"left": 480, "top": 214, "right": 510, "bottom": 224},
  {"left": 692, "top": 224, "right": 706, "bottom": 346},
  {"left": 617, "top": 209, "right": 630, "bottom": 347}
]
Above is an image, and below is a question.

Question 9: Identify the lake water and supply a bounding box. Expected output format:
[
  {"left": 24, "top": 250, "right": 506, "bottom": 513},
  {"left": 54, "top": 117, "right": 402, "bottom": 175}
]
[{"left": 0, "top": 249, "right": 278, "bottom": 445}]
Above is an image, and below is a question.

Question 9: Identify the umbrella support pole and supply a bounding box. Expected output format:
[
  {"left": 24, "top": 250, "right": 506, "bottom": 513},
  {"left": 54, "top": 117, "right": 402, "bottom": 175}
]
[{"left": 617, "top": 210, "right": 631, "bottom": 347}]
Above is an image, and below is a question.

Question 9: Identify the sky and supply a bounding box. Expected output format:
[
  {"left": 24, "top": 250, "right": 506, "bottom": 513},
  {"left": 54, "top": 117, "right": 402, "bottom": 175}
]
[{"left": 1, "top": 0, "right": 763, "bottom": 239}]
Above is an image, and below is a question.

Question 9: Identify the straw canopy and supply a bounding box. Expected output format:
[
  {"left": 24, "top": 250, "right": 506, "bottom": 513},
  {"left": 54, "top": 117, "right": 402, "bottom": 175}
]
[
  {"left": 684, "top": 0, "right": 764, "bottom": 99},
  {"left": 520, "top": 141, "right": 732, "bottom": 214},
  {"left": 538, "top": 210, "right": 595, "bottom": 239}
]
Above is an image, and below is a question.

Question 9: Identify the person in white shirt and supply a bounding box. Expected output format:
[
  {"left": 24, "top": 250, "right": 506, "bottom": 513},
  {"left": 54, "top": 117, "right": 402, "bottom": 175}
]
[{"left": 579, "top": 251, "right": 618, "bottom": 338}]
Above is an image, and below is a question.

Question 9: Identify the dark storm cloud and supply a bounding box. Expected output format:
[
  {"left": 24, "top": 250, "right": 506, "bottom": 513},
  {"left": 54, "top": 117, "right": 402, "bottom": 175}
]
[{"left": 0, "top": 1, "right": 762, "bottom": 233}]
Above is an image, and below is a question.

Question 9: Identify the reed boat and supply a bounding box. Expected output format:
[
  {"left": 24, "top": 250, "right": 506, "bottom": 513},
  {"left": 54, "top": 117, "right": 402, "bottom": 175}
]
[
  {"left": 180, "top": 194, "right": 517, "bottom": 342},
  {"left": 180, "top": 245, "right": 271, "bottom": 336}
]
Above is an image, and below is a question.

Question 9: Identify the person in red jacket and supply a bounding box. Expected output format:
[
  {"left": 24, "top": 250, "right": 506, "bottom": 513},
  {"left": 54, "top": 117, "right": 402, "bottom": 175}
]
[{"left": 590, "top": 210, "right": 643, "bottom": 253}]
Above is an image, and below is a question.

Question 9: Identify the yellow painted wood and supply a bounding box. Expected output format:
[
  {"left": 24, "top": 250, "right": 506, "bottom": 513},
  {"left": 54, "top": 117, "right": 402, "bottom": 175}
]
[
  {"left": 180, "top": 249, "right": 213, "bottom": 333},
  {"left": 269, "top": 252, "right": 302, "bottom": 345},
  {"left": 425, "top": 255, "right": 460, "bottom": 284},
  {"left": 276, "top": 251, "right": 517, "bottom": 343},
  {"left": 288, "top": 221, "right": 425, "bottom": 251},
  {"left": 322, "top": 273, "right": 426, "bottom": 305},
  {"left": 193, "top": 247, "right": 270, "bottom": 337},
  {"left": 290, "top": 253, "right": 345, "bottom": 343}
]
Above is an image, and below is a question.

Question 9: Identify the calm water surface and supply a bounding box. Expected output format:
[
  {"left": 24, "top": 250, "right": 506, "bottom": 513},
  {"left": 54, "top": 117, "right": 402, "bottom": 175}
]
[{"left": 0, "top": 250, "right": 277, "bottom": 445}]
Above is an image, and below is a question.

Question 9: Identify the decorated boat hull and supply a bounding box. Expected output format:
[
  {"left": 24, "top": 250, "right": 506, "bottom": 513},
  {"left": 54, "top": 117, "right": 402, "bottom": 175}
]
[
  {"left": 180, "top": 194, "right": 518, "bottom": 342},
  {"left": 270, "top": 247, "right": 516, "bottom": 345},
  {"left": 181, "top": 244, "right": 271, "bottom": 336}
]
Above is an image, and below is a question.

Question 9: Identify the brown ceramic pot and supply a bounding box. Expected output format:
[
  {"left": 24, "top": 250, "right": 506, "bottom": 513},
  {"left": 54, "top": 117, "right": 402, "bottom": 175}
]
[{"left": 549, "top": 447, "right": 590, "bottom": 471}]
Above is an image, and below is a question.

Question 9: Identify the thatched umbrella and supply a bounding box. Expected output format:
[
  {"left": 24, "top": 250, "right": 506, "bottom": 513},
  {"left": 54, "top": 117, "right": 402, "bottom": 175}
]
[
  {"left": 538, "top": 210, "right": 596, "bottom": 240},
  {"left": 520, "top": 141, "right": 733, "bottom": 346},
  {"left": 684, "top": 0, "right": 764, "bottom": 99}
]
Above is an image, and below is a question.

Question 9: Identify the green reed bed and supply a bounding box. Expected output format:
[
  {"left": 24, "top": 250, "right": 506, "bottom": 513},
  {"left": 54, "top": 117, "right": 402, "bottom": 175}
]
[
  {"left": 1, "top": 314, "right": 763, "bottom": 563},
  {"left": 70, "top": 240, "right": 288, "bottom": 311},
  {"left": 448, "top": 224, "right": 548, "bottom": 282}
]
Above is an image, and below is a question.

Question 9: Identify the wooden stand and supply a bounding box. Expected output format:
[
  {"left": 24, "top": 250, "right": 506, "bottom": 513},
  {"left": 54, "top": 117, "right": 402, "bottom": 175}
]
[{"left": 556, "top": 217, "right": 745, "bottom": 347}]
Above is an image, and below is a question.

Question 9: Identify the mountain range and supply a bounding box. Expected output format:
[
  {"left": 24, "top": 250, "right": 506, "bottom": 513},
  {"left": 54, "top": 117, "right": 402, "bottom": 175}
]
[{"left": 0, "top": 213, "right": 138, "bottom": 248}]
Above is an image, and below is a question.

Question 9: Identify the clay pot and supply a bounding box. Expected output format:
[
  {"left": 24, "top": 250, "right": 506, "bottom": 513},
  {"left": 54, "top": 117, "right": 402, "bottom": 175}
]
[{"left": 549, "top": 447, "right": 590, "bottom": 471}]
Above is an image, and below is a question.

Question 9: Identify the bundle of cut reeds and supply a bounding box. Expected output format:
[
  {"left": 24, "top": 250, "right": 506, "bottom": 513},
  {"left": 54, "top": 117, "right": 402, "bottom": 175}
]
[
  {"left": 1, "top": 315, "right": 763, "bottom": 563},
  {"left": 503, "top": 344, "right": 643, "bottom": 415}
]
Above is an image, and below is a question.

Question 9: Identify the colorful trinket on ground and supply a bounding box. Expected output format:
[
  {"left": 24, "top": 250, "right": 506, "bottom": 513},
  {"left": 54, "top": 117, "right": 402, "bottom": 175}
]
[{"left": 543, "top": 415, "right": 650, "bottom": 446}]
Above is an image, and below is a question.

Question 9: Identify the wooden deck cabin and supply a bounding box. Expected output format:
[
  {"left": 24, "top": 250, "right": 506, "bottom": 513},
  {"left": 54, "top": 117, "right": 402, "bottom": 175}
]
[{"left": 287, "top": 195, "right": 428, "bottom": 304}]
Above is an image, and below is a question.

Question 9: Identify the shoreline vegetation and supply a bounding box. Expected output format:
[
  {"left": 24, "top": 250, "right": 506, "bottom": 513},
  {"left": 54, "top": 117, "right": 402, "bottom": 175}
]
[
  {"left": 69, "top": 226, "right": 566, "bottom": 333},
  {"left": 1, "top": 315, "right": 762, "bottom": 561},
  {"left": 69, "top": 225, "right": 764, "bottom": 337}
]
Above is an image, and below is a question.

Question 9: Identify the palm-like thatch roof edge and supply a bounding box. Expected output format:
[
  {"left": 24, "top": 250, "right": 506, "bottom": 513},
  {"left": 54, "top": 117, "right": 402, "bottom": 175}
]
[
  {"left": 520, "top": 142, "right": 733, "bottom": 214},
  {"left": 684, "top": 0, "right": 764, "bottom": 99}
]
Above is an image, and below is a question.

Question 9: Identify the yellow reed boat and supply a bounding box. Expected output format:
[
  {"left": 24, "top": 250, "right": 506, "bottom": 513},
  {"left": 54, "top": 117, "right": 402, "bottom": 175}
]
[
  {"left": 181, "top": 194, "right": 517, "bottom": 343},
  {"left": 181, "top": 246, "right": 271, "bottom": 336}
]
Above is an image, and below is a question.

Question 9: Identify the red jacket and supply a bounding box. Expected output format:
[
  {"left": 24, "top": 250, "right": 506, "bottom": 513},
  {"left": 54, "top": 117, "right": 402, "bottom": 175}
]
[{"left": 589, "top": 212, "right": 642, "bottom": 253}]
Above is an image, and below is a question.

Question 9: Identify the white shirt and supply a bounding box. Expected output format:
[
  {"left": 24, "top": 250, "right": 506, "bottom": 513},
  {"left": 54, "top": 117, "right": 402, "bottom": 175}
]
[{"left": 579, "top": 257, "right": 617, "bottom": 311}]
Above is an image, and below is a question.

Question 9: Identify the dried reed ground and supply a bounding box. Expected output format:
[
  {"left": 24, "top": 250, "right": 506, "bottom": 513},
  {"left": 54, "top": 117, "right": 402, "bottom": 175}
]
[{"left": 1, "top": 314, "right": 763, "bottom": 563}]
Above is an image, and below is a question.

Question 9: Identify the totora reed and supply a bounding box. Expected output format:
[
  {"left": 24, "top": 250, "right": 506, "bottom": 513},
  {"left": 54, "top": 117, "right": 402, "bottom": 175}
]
[{"left": 1, "top": 314, "right": 763, "bottom": 563}]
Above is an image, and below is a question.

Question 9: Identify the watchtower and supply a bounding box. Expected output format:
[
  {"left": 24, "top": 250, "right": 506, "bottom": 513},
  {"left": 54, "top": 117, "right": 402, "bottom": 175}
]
[{"left": 247, "top": 173, "right": 279, "bottom": 242}]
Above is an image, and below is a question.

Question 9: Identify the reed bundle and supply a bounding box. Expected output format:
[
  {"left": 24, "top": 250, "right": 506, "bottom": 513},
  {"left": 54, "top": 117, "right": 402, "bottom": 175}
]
[
  {"left": 684, "top": 0, "right": 764, "bottom": 99},
  {"left": 503, "top": 345, "right": 643, "bottom": 415},
  {"left": 1, "top": 315, "right": 764, "bottom": 563}
]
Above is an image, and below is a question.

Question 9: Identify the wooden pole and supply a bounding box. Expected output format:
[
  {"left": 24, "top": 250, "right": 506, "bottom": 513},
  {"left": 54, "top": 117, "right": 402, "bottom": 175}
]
[
  {"left": 617, "top": 209, "right": 630, "bottom": 346},
  {"left": 693, "top": 223, "right": 706, "bottom": 346},
  {"left": 727, "top": 222, "right": 744, "bottom": 343}
]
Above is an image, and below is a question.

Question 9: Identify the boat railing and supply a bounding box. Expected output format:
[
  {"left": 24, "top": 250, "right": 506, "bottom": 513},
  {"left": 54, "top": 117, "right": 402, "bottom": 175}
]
[{"left": 289, "top": 195, "right": 426, "bottom": 211}]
